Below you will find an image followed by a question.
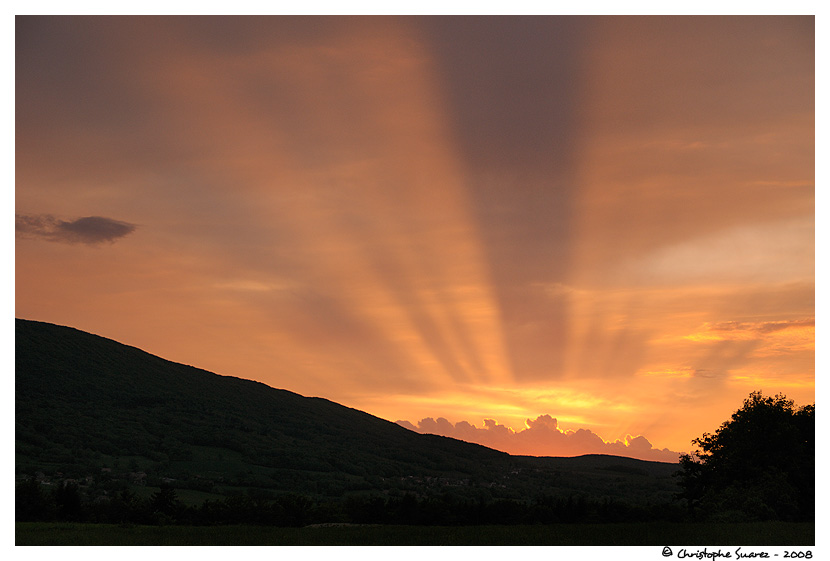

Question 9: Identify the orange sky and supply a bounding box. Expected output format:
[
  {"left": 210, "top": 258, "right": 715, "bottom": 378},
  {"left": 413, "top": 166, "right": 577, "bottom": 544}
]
[{"left": 15, "top": 16, "right": 815, "bottom": 461}]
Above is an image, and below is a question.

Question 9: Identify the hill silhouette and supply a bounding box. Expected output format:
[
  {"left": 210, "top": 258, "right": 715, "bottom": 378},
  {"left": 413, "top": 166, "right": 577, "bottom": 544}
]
[{"left": 16, "top": 318, "right": 681, "bottom": 524}]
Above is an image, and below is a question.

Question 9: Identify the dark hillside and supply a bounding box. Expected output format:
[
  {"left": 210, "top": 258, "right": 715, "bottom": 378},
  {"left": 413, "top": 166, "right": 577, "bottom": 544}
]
[
  {"left": 16, "top": 319, "right": 506, "bottom": 482},
  {"left": 16, "top": 318, "right": 681, "bottom": 524}
]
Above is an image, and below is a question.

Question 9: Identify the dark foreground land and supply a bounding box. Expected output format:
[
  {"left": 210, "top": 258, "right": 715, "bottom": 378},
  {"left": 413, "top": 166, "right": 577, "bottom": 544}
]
[
  {"left": 16, "top": 320, "right": 815, "bottom": 544},
  {"left": 16, "top": 521, "right": 815, "bottom": 546}
]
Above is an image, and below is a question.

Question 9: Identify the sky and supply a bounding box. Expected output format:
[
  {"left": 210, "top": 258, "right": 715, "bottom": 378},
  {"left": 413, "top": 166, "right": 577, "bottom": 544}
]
[{"left": 15, "top": 15, "right": 815, "bottom": 462}]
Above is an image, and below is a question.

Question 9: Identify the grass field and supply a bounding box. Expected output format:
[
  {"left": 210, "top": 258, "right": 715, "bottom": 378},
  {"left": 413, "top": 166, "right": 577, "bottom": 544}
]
[{"left": 15, "top": 521, "right": 815, "bottom": 546}]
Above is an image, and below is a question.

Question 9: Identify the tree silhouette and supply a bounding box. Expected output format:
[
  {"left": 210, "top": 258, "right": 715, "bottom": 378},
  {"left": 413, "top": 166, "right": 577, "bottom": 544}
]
[
  {"left": 15, "top": 477, "right": 53, "bottom": 521},
  {"left": 54, "top": 481, "right": 82, "bottom": 521},
  {"left": 108, "top": 488, "right": 142, "bottom": 523},
  {"left": 149, "top": 483, "right": 180, "bottom": 517},
  {"left": 676, "top": 391, "right": 814, "bottom": 521}
]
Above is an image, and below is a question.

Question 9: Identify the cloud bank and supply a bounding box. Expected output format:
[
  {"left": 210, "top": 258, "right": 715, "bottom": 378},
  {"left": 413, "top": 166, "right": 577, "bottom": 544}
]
[
  {"left": 397, "top": 415, "right": 680, "bottom": 463},
  {"left": 16, "top": 214, "right": 137, "bottom": 245}
]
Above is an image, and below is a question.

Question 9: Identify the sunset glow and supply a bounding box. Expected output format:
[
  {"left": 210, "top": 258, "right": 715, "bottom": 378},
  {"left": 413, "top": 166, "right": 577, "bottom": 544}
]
[{"left": 15, "top": 16, "right": 814, "bottom": 460}]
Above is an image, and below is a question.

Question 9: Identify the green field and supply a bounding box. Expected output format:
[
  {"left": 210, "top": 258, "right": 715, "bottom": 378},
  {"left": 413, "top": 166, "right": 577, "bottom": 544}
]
[{"left": 15, "top": 521, "right": 815, "bottom": 546}]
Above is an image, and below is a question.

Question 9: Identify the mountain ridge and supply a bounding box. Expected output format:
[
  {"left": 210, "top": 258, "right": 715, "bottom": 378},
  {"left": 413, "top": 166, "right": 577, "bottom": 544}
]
[{"left": 16, "top": 318, "right": 680, "bottom": 516}]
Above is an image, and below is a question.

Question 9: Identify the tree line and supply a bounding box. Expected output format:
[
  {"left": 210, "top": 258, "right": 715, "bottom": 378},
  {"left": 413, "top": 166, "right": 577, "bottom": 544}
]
[{"left": 16, "top": 478, "right": 687, "bottom": 526}]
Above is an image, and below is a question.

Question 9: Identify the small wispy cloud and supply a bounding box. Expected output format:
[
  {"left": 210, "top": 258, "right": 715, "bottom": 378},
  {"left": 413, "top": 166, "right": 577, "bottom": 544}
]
[
  {"left": 16, "top": 214, "right": 137, "bottom": 245},
  {"left": 683, "top": 318, "right": 814, "bottom": 355}
]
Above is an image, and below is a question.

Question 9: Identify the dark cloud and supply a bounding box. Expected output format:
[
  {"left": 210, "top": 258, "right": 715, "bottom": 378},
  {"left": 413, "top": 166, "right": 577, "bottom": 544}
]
[
  {"left": 16, "top": 214, "right": 137, "bottom": 245},
  {"left": 397, "top": 415, "right": 680, "bottom": 463}
]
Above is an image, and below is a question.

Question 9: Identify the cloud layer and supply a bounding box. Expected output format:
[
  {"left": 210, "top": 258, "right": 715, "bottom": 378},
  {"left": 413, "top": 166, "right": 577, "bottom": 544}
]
[
  {"left": 397, "top": 415, "right": 680, "bottom": 462},
  {"left": 16, "top": 214, "right": 137, "bottom": 245}
]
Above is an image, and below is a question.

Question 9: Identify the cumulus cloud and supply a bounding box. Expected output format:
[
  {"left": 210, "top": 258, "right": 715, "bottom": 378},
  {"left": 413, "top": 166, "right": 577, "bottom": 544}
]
[
  {"left": 396, "top": 415, "right": 680, "bottom": 463},
  {"left": 16, "top": 214, "right": 137, "bottom": 245}
]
